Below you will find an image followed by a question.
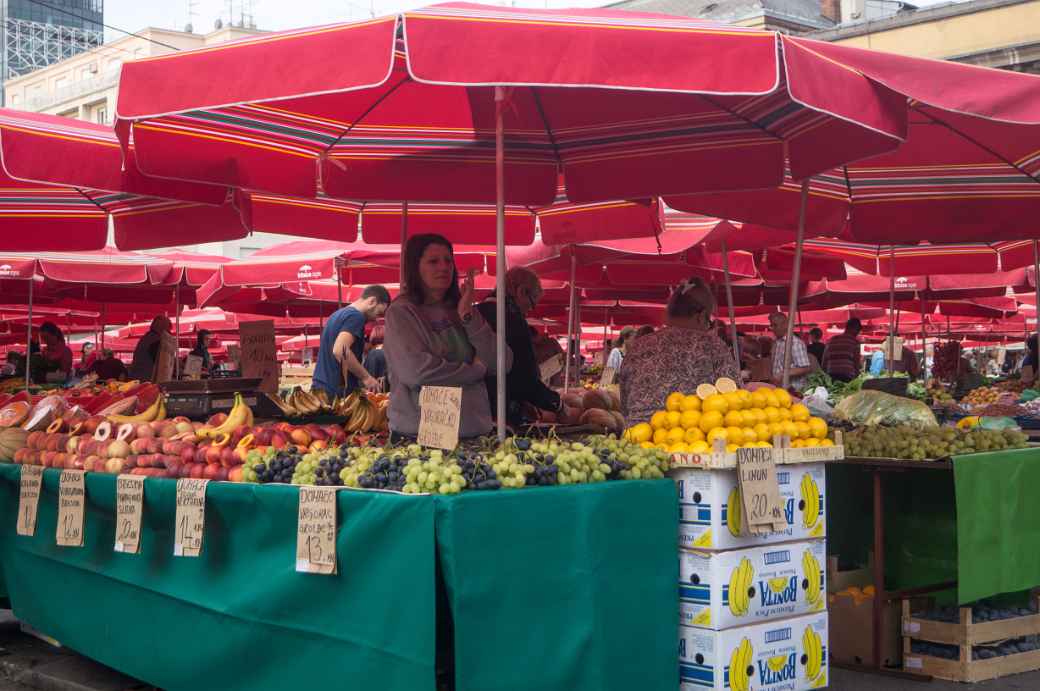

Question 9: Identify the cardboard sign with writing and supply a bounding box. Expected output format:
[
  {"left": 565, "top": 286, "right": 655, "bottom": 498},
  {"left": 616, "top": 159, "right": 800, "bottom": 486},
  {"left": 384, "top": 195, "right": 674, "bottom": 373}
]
[
  {"left": 173, "top": 479, "right": 208, "bottom": 557},
  {"left": 599, "top": 366, "right": 617, "bottom": 387},
  {"left": 114, "top": 475, "right": 145, "bottom": 554},
  {"left": 417, "top": 386, "right": 462, "bottom": 450},
  {"left": 239, "top": 320, "right": 279, "bottom": 393},
  {"left": 539, "top": 354, "right": 563, "bottom": 384},
  {"left": 736, "top": 446, "right": 785, "bottom": 534},
  {"left": 16, "top": 464, "right": 43, "bottom": 537},
  {"left": 56, "top": 469, "right": 85, "bottom": 547},
  {"left": 882, "top": 336, "right": 904, "bottom": 361},
  {"left": 296, "top": 487, "right": 338, "bottom": 575},
  {"left": 183, "top": 354, "right": 203, "bottom": 380},
  {"left": 154, "top": 331, "right": 178, "bottom": 383}
]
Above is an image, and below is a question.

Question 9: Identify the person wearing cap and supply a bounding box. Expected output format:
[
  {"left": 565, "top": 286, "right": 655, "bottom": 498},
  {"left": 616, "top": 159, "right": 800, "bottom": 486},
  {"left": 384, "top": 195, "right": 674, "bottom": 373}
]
[
  {"left": 129, "top": 315, "right": 172, "bottom": 381},
  {"left": 189, "top": 329, "right": 214, "bottom": 376},
  {"left": 606, "top": 326, "right": 636, "bottom": 372},
  {"left": 620, "top": 277, "right": 739, "bottom": 425}
]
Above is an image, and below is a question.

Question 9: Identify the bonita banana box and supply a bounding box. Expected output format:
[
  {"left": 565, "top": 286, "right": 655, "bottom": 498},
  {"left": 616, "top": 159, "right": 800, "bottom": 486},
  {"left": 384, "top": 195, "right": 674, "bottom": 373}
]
[
  {"left": 680, "top": 540, "right": 826, "bottom": 630},
  {"left": 680, "top": 611, "right": 829, "bottom": 690},
  {"left": 674, "top": 463, "right": 826, "bottom": 551}
]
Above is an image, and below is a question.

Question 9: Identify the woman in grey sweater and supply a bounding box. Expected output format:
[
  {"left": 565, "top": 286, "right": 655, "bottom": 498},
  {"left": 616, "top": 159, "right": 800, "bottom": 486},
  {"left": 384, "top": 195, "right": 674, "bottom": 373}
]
[{"left": 383, "top": 234, "right": 512, "bottom": 439}]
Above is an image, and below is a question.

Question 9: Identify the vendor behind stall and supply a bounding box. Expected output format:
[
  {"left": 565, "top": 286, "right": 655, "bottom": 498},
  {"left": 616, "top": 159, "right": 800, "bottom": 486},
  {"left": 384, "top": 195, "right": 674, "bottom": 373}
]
[
  {"left": 620, "top": 277, "right": 739, "bottom": 425},
  {"left": 189, "top": 329, "right": 214, "bottom": 376},
  {"left": 35, "top": 322, "right": 73, "bottom": 383},
  {"left": 89, "top": 349, "right": 128, "bottom": 381},
  {"left": 129, "top": 316, "right": 171, "bottom": 381},
  {"left": 312, "top": 285, "right": 391, "bottom": 398}
]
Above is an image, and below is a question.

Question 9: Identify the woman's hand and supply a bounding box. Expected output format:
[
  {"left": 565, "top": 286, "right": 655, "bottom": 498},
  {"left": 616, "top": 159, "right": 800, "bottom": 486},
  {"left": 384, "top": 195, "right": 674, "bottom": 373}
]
[{"left": 458, "top": 269, "right": 476, "bottom": 321}]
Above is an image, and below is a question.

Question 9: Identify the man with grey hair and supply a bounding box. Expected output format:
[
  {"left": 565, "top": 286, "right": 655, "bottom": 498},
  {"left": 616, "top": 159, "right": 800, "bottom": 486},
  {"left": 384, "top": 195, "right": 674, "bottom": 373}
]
[{"left": 477, "top": 266, "right": 573, "bottom": 426}]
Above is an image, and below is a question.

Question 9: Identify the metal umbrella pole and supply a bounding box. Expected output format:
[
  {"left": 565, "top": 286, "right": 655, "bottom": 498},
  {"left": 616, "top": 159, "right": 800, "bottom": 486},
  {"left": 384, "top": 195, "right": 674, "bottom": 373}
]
[
  {"left": 721, "top": 238, "right": 741, "bottom": 378},
  {"left": 563, "top": 254, "right": 577, "bottom": 391},
  {"left": 336, "top": 257, "right": 343, "bottom": 309},
  {"left": 494, "top": 86, "right": 508, "bottom": 441},
  {"left": 887, "top": 246, "right": 896, "bottom": 375},
  {"left": 401, "top": 201, "right": 409, "bottom": 285},
  {"left": 173, "top": 287, "right": 181, "bottom": 380},
  {"left": 1033, "top": 240, "right": 1040, "bottom": 344},
  {"left": 781, "top": 179, "right": 811, "bottom": 389},
  {"left": 25, "top": 275, "right": 33, "bottom": 391}
]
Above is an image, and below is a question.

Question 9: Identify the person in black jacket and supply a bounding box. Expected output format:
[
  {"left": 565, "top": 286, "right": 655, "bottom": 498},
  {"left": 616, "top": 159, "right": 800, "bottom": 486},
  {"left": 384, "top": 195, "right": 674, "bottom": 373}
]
[{"left": 477, "top": 267, "right": 572, "bottom": 426}]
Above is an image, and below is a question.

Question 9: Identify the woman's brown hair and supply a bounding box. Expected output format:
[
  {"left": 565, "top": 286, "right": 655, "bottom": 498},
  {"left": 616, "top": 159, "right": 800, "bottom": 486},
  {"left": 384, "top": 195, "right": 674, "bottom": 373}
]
[{"left": 399, "top": 234, "right": 461, "bottom": 306}]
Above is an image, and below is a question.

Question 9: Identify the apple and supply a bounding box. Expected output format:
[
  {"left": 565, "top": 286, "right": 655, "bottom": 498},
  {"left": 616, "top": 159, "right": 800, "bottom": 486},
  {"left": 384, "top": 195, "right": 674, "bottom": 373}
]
[
  {"left": 162, "top": 455, "right": 180, "bottom": 469},
  {"left": 254, "top": 428, "right": 273, "bottom": 445},
  {"left": 172, "top": 416, "right": 191, "bottom": 425},
  {"left": 220, "top": 447, "right": 236, "bottom": 468},
  {"left": 204, "top": 444, "right": 223, "bottom": 464},
  {"left": 178, "top": 463, "right": 192, "bottom": 478},
  {"left": 324, "top": 425, "right": 345, "bottom": 443},
  {"left": 180, "top": 445, "right": 196, "bottom": 464},
  {"left": 270, "top": 432, "right": 288, "bottom": 449},
  {"left": 306, "top": 424, "right": 328, "bottom": 441},
  {"left": 228, "top": 466, "right": 244, "bottom": 482},
  {"left": 207, "top": 412, "right": 228, "bottom": 427},
  {"left": 130, "top": 438, "right": 152, "bottom": 454},
  {"left": 203, "top": 463, "right": 221, "bottom": 480},
  {"left": 81, "top": 416, "right": 103, "bottom": 434},
  {"left": 135, "top": 423, "right": 155, "bottom": 439},
  {"left": 108, "top": 439, "right": 131, "bottom": 459}
]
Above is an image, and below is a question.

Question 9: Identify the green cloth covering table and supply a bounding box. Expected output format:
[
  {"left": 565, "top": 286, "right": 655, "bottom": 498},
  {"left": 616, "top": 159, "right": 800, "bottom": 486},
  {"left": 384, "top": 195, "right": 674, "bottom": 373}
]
[{"left": 0, "top": 465, "right": 677, "bottom": 691}]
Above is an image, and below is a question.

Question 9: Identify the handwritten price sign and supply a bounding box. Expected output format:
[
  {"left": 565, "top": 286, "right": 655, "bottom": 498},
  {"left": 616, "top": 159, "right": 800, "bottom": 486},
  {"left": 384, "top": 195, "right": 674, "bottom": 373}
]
[
  {"left": 17, "top": 464, "right": 43, "bottom": 537},
  {"left": 114, "top": 475, "right": 145, "bottom": 554},
  {"left": 174, "top": 479, "right": 208, "bottom": 557},
  {"left": 736, "top": 447, "right": 785, "bottom": 535},
  {"left": 239, "top": 320, "right": 279, "bottom": 393},
  {"left": 296, "top": 487, "right": 338, "bottom": 575},
  {"left": 417, "top": 386, "right": 462, "bottom": 450},
  {"left": 56, "top": 470, "right": 85, "bottom": 547}
]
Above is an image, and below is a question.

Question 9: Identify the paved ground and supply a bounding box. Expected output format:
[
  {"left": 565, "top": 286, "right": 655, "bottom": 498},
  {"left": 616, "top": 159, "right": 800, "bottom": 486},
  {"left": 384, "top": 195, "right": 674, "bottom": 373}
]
[{"left": 832, "top": 667, "right": 1040, "bottom": 689}]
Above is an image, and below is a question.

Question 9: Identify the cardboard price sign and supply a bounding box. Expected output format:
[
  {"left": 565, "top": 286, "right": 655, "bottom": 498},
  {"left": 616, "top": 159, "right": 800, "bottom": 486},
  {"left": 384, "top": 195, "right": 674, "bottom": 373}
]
[
  {"left": 114, "top": 475, "right": 145, "bottom": 554},
  {"left": 539, "top": 354, "right": 563, "bottom": 384},
  {"left": 296, "top": 487, "right": 338, "bottom": 575},
  {"left": 736, "top": 446, "right": 785, "bottom": 534},
  {"left": 173, "top": 479, "right": 208, "bottom": 557},
  {"left": 183, "top": 354, "right": 203, "bottom": 380},
  {"left": 417, "top": 386, "right": 462, "bottom": 450},
  {"left": 239, "top": 320, "right": 279, "bottom": 393},
  {"left": 599, "top": 366, "right": 617, "bottom": 387},
  {"left": 16, "top": 464, "right": 43, "bottom": 536},
  {"left": 155, "top": 331, "right": 178, "bottom": 383},
  {"left": 56, "top": 469, "right": 86, "bottom": 547}
]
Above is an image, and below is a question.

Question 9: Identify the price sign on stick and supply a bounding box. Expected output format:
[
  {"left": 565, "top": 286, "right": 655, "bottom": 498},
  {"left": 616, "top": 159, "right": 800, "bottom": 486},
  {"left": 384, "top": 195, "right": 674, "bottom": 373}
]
[
  {"left": 599, "top": 366, "right": 617, "bottom": 387},
  {"left": 418, "top": 386, "right": 462, "bottom": 450},
  {"left": 114, "top": 475, "right": 145, "bottom": 554},
  {"left": 296, "top": 487, "right": 338, "bottom": 575},
  {"left": 56, "top": 470, "right": 86, "bottom": 547},
  {"left": 17, "top": 464, "right": 43, "bottom": 537},
  {"left": 736, "top": 447, "right": 786, "bottom": 534},
  {"left": 239, "top": 320, "right": 279, "bottom": 393},
  {"left": 183, "top": 354, "right": 203, "bottom": 380},
  {"left": 540, "top": 354, "right": 563, "bottom": 385},
  {"left": 173, "top": 479, "right": 208, "bottom": 557}
]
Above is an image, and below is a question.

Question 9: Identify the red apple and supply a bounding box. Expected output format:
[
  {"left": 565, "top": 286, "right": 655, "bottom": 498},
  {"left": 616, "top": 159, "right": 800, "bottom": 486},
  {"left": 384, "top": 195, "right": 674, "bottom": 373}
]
[
  {"left": 158, "top": 423, "right": 178, "bottom": 439},
  {"left": 220, "top": 447, "right": 236, "bottom": 468},
  {"left": 135, "top": 424, "right": 155, "bottom": 439},
  {"left": 203, "top": 463, "right": 221, "bottom": 480},
  {"left": 204, "top": 445, "right": 223, "bottom": 464},
  {"left": 207, "top": 412, "right": 228, "bottom": 427},
  {"left": 180, "top": 445, "right": 196, "bottom": 464},
  {"left": 254, "top": 428, "right": 273, "bottom": 445},
  {"left": 274, "top": 422, "right": 293, "bottom": 433},
  {"left": 194, "top": 446, "right": 208, "bottom": 464},
  {"left": 161, "top": 440, "right": 183, "bottom": 456}
]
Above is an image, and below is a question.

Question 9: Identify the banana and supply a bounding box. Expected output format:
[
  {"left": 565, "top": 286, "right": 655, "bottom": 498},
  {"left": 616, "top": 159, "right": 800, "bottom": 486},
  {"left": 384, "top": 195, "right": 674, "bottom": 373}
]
[
  {"left": 728, "top": 561, "right": 745, "bottom": 617},
  {"left": 199, "top": 393, "right": 251, "bottom": 438},
  {"left": 313, "top": 388, "right": 331, "bottom": 411},
  {"left": 729, "top": 638, "right": 753, "bottom": 691},
  {"left": 107, "top": 395, "right": 164, "bottom": 424},
  {"left": 692, "top": 529, "right": 712, "bottom": 548},
  {"left": 345, "top": 397, "right": 370, "bottom": 433},
  {"left": 802, "top": 625, "right": 822, "bottom": 683},
  {"left": 801, "top": 473, "right": 820, "bottom": 530},
  {"left": 155, "top": 398, "right": 166, "bottom": 421},
  {"left": 265, "top": 393, "right": 295, "bottom": 416},
  {"left": 727, "top": 487, "right": 743, "bottom": 537},
  {"left": 300, "top": 390, "right": 323, "bottom": 415},
  {"left": 729, "top": 557, "right": 753, "bottom": 617},
  {"left": 803, "top": 549, "right": 823, "bottom": 611}
]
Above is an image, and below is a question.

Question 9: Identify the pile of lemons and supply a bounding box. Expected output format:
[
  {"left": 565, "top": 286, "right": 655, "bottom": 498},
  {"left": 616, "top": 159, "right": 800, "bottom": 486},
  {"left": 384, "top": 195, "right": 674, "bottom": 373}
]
[{"left": 623, "top": 377, "right": 832, "bottom": 454}]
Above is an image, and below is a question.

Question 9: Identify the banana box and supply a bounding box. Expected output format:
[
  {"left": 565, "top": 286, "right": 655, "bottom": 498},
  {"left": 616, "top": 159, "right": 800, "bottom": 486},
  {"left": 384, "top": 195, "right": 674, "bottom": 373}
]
[
  {"left": 679, "top": 611, "right": 829, "bottom": 690},
  {"left": 674, "top": 463, "right": 826, "bottom": 551},
  {"left": 680, "top": 540, "right": 826, "bottom": 630}
]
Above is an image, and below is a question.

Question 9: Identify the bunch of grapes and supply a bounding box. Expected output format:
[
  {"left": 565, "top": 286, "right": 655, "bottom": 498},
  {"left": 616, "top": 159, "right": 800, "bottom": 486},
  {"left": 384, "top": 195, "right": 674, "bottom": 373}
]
[
  {"left": 314, "top": 455, "right": 350, "bottom": 486},
  {"left": 240, "top": 447, "right": 276, "bottom": 483},
  {"left": 456, "top": 452, "right": 502, "bottom": 490},
  {"left": 844, "top": 425, "right": 1029, "bottom": 460},
  {"left": 489, "top": 444, "right": 536, "bottom": 488},
  {"left": 252, "top": 449, "right": 301, "bottom": 484},
  {"left": 358, "top": 455, "right": 411, "bottom": 491},
  {"left": 402, "top": 449, "right": 466, "bottom": 494},
  {"left": 338, "top": 446, "right": 382, "bottom": 487}
]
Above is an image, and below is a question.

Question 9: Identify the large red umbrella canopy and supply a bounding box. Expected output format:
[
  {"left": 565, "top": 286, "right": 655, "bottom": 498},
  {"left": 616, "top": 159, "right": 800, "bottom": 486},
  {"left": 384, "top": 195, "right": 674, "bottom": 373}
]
[
  {"left": 115, "top": 3, "right": 912, "bottom": 210},
  {"left": 787, "top": 239, "right": 1037, "bottom": 276}
]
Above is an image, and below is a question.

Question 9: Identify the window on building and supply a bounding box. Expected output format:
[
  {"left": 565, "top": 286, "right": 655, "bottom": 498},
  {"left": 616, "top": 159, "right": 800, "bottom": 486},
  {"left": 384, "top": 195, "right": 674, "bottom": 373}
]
[
  {"left": 9, "top": 94, "right": 20, "bottom": 106},
  {"left": 95, "top": 107, "right": 107, "bottom": 124},
  {"left": 238, "top": 246, "right": 260, "bottom": 258}
]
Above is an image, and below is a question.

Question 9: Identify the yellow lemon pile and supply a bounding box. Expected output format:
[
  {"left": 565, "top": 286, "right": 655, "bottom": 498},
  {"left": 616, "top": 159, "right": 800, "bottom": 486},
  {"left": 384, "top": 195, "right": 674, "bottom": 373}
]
[{"left": 623, "top": 377, "right": 832, "bottom": 455}]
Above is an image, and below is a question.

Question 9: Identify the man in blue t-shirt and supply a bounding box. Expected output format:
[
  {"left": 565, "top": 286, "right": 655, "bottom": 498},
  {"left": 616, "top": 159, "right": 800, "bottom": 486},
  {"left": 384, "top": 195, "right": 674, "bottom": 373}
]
[{"left": 312, "top": 285, "right": 391, "bottom": 397}]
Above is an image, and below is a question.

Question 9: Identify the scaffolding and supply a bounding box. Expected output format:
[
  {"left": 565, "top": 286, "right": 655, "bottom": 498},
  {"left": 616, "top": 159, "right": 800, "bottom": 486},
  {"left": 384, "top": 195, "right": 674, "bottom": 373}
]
[{"left": 3, "top": 16, "right": 103, "bottom": 79}]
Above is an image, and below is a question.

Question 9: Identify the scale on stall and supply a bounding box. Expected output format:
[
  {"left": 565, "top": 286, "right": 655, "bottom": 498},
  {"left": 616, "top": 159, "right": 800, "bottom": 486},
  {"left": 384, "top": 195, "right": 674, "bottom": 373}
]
[{"left": 161, "top": 377, "right": 282, "bottom": 420}]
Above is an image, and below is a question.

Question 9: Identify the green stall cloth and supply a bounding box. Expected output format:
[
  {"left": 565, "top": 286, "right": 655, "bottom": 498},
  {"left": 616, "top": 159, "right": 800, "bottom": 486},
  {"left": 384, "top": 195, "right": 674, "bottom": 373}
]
[
  {"left": 954, "top": 448, "right": 1040, "bottom": 604},
  {"left": 435, "top": 480, "right": 677, "bottom": 691},
  {"left": 0, "top": 465, "right": 437, "bottom": 691}
]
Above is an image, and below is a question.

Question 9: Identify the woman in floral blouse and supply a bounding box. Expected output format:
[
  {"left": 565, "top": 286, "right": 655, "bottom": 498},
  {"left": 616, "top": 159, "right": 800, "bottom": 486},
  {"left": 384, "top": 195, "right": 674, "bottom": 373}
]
[{"left": 619, "top": 277, "right": 739, "bottom": 425}]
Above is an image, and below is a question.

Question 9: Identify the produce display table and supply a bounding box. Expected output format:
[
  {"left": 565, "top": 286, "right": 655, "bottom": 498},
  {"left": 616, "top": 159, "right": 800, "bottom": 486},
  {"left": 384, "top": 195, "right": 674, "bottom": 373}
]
[
  {"left": 831, "top": 448, "right": 1040, "bottom": 670},
  {"left": 0, "top": 465, "right": 676, "bottom": 691}
]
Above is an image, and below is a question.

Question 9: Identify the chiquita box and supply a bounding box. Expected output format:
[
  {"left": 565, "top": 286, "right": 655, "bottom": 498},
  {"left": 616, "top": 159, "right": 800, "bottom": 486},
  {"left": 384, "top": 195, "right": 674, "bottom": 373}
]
[
  {"left": 680, "top": 540, "right": 826, "bottom": 630},
  {"left": 679, "top": 611, "right": 829, "bottom": 690},
  {"left": 673, "top": 464, "right": 826, "bottom": 550}
]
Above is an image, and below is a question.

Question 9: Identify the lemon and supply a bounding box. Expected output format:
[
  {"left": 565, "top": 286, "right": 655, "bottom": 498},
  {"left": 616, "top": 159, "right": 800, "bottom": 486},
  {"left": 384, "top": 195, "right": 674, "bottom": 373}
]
[
  {"left": 653, "top": 428, "right": 669, "bottom": 444},
  {"left": 639, "top": 441, "right": 655, "bottom": 449},
  {"left": 680, "top": 410, "right": 702, "bottom": 430},
  {"left": 758, "top": 441, "right": 773, "bottom": 448},
  {"left": 737, "top": 389, "right": 753, "bottom": 408},
  {"left": 726, "top": 426, "right": 745, "bottom": 444},
  {"left": 723, "top": 391, "right": 744, "bottom": 411},
  {"left": 724, "top": 410, "right": 744, "bottom": 428},
  {"left": 740, "top": 410, "right": 757, "bottom": 427},
  {"left": 791, "top": 439, "right": 805, "bottom": 448},
  {"left": 804, "top": 438, "right": 821, "bottom": 447},
  {"left": 808, "top": 417, "right": 828, "bottom": 440},
  {"left": 741, "top": 427, "right": 758, "bottom": 444},
  {"left": 750, "top": 408, "right": 767, "bottom": 426},
  {"left": 696, "top": 383, "right": 719, "bottom": 399},
  {"left": 667, "top": 427, "right": 686, "bottom": 444},
  {"left": 754, "top": 423, "right": 771, "bottom": 442},
  {"left": 680, "top": 394, "right": 701, "bottom": 412},
  {"left": 650, "top": 411, "right": 669, "bottom": 430},
  {"left": 768, "top": 422, "right": 784, "bottom": 437},
  {"left": 707, "top": 427, "right": 729, "bottom": 444},
  {"left": 794, "top": 421, "right": 811, "bottom": 439},
  {"left": 773, "top": 388, "right": 792, "bottom": 409},
  {"left": 749, "top": 390, "right": 768, "bottom": 409},
  {"left": 778, "top": 408, "right": 793, "bottom": 422},
  {"left": 726, "top": 443, "right": 740, "bottom": 453},
  {"left": 628, "top": 423, "right": 653, "bottom": 444},
  {"left": 668, "top": 442, "right": 689, "bottom": 454},
  {"left": 666, "top": 411, "right": 682, "bottom": 429},
  {"left": 763, "top": 406, "right": 780, "bottom": 423},
  {"left": 666, "top": 392, "right": 685, "bottom": 412},
  {"left": 781, "top": 421, "right": 799, "bottom": 439},
  {"left": 689, "top": 440, "right": 710, "bottom": 453},
  {"left": 791, "top": 403, "right": 810, "bottom": 422},
  {"left": 702, "top": 394, "right": 729, "bottom": 414},
  {"left": 699, "top": 410, "right": 724, "bottom": 434},
  {"left": 656, "top": 443, "right": 670, "bottom": 452},
  {"left": 763, "top": 390, "right": 781, "bottom": 409},
  {"left": 818, "top": 438, "right": 834, "bottom": 447},
  {"left": 684, "top": 427, "right": 705, "bottom": 444}
]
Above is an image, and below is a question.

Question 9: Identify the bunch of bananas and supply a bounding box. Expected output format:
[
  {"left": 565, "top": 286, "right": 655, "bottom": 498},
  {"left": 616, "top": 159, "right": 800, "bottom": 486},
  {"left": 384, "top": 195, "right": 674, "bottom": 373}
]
[
  {"left": 343, "top": 392, "right": 389, "bottom": 434},
  {"left": 802, "top": 625, "right": 825, "bottom": 687},
  {"left": 728, "top": 638, "right": 754, "bottom": 691},
  {"left": 198, "top": 393, "right": 254, "bottom": 439},
  {"left": 266, "top": 388, "right": 329, "bottom": 417},
  {"left": 802, "top": 549, "right": 823, "bottom": 612},
  {"left": 801, "top": 473, "right": 821, "bottom": 535},
  {"left": 726, "top": 487, "right": 743, "bottom": 537},
  {"left": 727, "top": 557, "right": 755, "bottom": 617},
  {"left": 107, "top": 395, "right": 166, "bottom": 424}
]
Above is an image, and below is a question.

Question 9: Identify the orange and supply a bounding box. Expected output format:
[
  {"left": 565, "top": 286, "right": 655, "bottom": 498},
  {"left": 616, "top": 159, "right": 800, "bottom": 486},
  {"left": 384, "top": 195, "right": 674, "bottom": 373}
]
[
  {"left": 699, "top": 410, "right": 724, "bottom": 434},
  {"left": 650, "top": 411, "right": 669, "bottom": 430},
  {"left": 666, "top": 392, "right": 685, "bottom": 412}
]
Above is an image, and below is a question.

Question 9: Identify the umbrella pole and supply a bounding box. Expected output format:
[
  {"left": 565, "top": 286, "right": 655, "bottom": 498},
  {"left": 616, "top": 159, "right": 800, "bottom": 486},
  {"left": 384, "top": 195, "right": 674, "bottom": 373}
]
[
  {"left": 721, "top": 239, "right": 740, "bottom": 378},
  {"left": 100, "top": 305, "right": 105, "bottom": 350},
  {"left": 920, "top": 297, "right": 927, "bottom": 380},
  {"left": 401, "top": 201, "right": 409, "bottom": 286},
  {"left": 603, "top": 308, "right": 608, "bottom": 367},
  {"left": 564, "top": 255, "right": 577, "bottom": 391},
  {"left": 174, "top": 288, "right": 181, "bottom": 380},
  {"left": 25, "top": 276, "right": 33, "bottom": 391},
  {"left": 1033, "top": 240, "right": 1040, "bottom": 343},
  {"left": 886, "top": 246, "right": 896, "bottom": 376},
  {"left": 494, "top": 86, "right": 507, "bottom": 441},
  {"left": 781, "top": 179, "right": 810, "bottom": 389},
  {"left": 336, "top": 258, "right": 343, "bottom": 310}
]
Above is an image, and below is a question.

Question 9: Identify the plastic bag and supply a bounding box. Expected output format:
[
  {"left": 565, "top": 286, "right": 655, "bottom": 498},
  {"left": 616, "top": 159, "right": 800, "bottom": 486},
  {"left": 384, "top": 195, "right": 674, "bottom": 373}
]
[
  {"left": 802, "top": 386, "right": 834, "bottom": 418},
  {"left": 833, "top": 390, "right": 938, "bottom": 428},
  {"left": 979, "top": 416, "right": 1020, "bottom": 431}
]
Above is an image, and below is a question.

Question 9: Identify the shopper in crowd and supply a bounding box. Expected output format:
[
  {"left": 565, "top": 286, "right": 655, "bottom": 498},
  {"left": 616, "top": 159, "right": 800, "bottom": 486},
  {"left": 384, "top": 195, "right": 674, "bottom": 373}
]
[
  {"left": 89, "top": 349, "right": 128, "bottom": 381},
  {"left": 635, "top": 325, "right": 655, "bottom": 339},
  {"left": 868, "top": 348, "right": 886, "bottom": 375},
  {"left": 769, "top": 312, "right": 813, "bottom": 391},
  {"left": 129, "top": 315, "right": 172, "bottom": 381},
  {"left": 477, "top": 266, "right": 575, "bottom": 426},
  {"left": 822, "top": 318, "right": 862, "bottom": 383},
  {"left": 383, "top": 234, "right": 512, "bottom": 439},
  {"left": 188, "top": 329, "right": 214, "bottom": 376},
  {"left": 312, "top": 285, "right": 392, "bottom": 398},
  {"left": 606, "top": 326, "right": 635, "bottom": 371},
  {"left": 362, "top": 325, "right": 388, "bottom": 392},
  {"left": 620, "top": 277, "right": 739, "bottom": 425},
  {"left": 1021, "top": 334, "right": 1038, "bottom": 385},
  {"left": 806, "top": 327, "right": 826, "bottom": 366},
  {"left": 36, "top": 322, "right": 73, "bottom": 383},
  {"left": 78, "top": 342, "right": 98, "bottom": 376}
]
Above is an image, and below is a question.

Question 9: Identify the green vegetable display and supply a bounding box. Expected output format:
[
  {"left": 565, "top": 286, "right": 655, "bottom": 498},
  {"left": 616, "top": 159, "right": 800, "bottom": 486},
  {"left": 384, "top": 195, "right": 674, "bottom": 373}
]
[{"left": 833, "top": 390, "right": 939, "bottom": 428}]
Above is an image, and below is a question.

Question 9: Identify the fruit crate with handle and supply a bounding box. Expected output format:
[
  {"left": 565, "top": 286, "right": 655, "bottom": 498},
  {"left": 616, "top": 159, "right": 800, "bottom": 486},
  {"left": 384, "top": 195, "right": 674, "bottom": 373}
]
[
  {"left": 672, "top": 432, "right": 844, "bottom": 470},
  {"left": 902, "top": 595, "right": 1040, "bottom": 683}
]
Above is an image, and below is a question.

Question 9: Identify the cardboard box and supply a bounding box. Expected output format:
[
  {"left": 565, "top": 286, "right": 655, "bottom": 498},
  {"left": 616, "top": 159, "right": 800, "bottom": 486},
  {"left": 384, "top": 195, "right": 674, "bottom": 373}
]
[
  {"left": 826, "top": 554, "right": 874, "bottom": 594},
  {"left": 675, "top": 463, "right": 826, "bottom": 551},
  {"left": 680, "top": 540, "right": 827, "bottom": 630},
  {"left": 828, "top": 590, "right": 901, "bottom": 668},
  {"left": 680, "top": 611, "right": 829, "bottom": 690}
]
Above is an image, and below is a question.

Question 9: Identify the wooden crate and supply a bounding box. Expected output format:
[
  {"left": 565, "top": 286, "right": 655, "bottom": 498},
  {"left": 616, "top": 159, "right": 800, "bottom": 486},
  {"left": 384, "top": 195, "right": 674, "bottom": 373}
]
[
  {"left": 902, "top": 596, "right": 1040, "bottom": 682},
  {"left": 671, "top": 431, "right": 844, "bottom": 469},
  {"left": 280, "top": 365, "right": 314, "bottom": 392}
]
